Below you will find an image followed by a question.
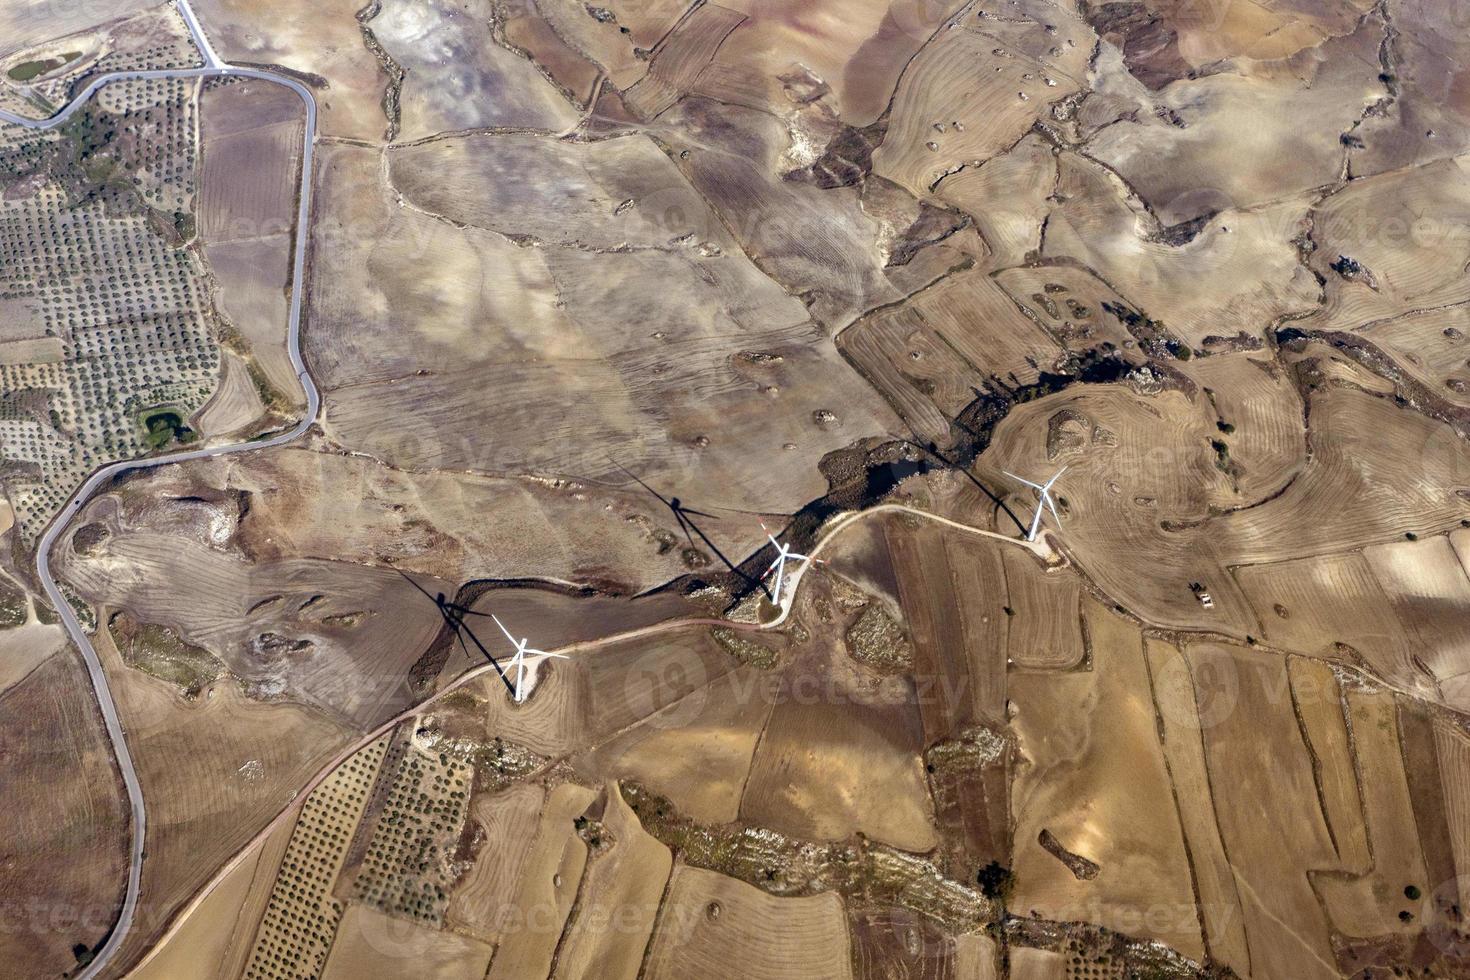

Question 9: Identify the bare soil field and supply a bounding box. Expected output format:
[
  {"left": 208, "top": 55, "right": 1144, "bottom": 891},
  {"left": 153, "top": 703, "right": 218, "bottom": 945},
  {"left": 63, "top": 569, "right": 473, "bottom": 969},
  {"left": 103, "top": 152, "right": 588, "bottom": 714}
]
[
  {"left": 1008, "top": 600, "right": 1201, "bottom": 959},
  {"left": 0, "top": 652, "right": 128, "bottom": 978},
  {"left": 310, "top": 136, "right": 901, "bottom": 516},
  {"left": 197, "top": 77, "right": 305, "bottom": 416},
  {"left": 551, "top": 782, "right": 673, "bottom": 980},
  {"left": 60, "top": 511, "right": 447, "bottom": 726},
  {"left": 370, "top": 0, "right": 581, "bottom": 140},
  {"left": 190, "top": 0, "right": 386, "bottom": 139},
  {"left": 738, "top": 593, "right": 938, "bottom": 852},
  {"left": 89, "top": 618, "right": 358, "bottom": 974},
  {"left": 1184, "top": 642, "right": 1340, "bottom": 979},
  {"left": 127, "top": 814, "right": 294, "bottom": 980},
  {"left": 0, "top": 0, "right": 156, "bottom": 61},
  {"left": 15, "top": 0, "right": 1470, "bottom": 975},
  {"left": 645, "top": 865, "right": 854, "bottom": 980},
  {"left": 194, "top": 350, "right": 267, "bottom": 439}
]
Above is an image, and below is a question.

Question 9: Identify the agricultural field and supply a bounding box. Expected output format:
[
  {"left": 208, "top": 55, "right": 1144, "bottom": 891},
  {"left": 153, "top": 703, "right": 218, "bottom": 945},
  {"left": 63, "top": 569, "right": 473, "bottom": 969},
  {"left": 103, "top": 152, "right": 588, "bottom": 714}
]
[{"left": 2, "top": 0, "right": 1470, "bottom": 978}]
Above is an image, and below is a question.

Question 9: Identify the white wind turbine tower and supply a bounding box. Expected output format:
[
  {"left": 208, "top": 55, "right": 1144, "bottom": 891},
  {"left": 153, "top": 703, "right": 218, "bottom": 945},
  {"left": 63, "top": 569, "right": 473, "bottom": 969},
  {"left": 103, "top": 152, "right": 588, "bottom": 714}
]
[
  {"left": 1004, "top": 466, "right": 1067, "bottom": 541},
  {"left": 761, "top": 521, "right": 821, "bottom": 608},
  {"left": 490, "top": 614, "right": 568, "bottom": 703}
]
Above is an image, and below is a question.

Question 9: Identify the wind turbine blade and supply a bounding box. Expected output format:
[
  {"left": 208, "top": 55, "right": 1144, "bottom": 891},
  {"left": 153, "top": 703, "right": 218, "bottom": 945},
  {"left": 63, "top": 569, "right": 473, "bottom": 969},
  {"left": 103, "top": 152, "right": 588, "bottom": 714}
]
[
  {"left": 763, "top": 556, "right": 782, "bottom": 577},
  {"left": 490, "top": 613, "right": 519, "bottom": 648},
  {"left": 786, "top": 551, "right": 810, "bottom": 562},
  {"left": 1043, "top": 466, "right": 1068, "bottom": 490},
  {"left": 1044, "top": 492, "right": 1061, "bottom": 524},
  {"left": 773, "top": 557, "right": 786, "bottom": 601},
  {"left": 1004, "top": 471, "right": 1044, "bottom": 491},
  {"left": 526, "top": 649, "right": 566, "bottom": 660}
]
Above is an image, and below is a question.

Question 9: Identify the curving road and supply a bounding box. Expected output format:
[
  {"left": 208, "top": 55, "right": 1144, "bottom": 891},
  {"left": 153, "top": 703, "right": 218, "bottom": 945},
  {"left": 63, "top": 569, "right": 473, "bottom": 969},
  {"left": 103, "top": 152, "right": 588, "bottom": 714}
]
[{"left": 1, "top": 3, "right": 319, "bottom": 976}]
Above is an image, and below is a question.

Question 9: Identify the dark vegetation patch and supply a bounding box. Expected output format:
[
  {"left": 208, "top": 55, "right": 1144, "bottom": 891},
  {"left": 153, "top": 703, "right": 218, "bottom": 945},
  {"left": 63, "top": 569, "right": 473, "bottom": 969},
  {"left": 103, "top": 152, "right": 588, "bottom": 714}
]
[
  {"left": 621, "top": 781, "right": 995, "bottom": 931},
  {"left": 7, "top": 52, "right": 82, "bottom": 82},
  {"left": 108, "top": 610, "right": 224, "bottom": 699},
  {"left": 139, "top": 408, "right": 197, "bottom": 449},
  {"left": 0, "top": 580, "right": 27, "bottom": 628}
]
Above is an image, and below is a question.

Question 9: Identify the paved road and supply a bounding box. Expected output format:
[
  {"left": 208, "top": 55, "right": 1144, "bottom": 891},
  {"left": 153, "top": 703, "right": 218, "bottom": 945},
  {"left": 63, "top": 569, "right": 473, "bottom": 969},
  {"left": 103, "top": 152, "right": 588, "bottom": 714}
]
[{"left": 1, "top": 3, "right": 320, "bottom": 976}]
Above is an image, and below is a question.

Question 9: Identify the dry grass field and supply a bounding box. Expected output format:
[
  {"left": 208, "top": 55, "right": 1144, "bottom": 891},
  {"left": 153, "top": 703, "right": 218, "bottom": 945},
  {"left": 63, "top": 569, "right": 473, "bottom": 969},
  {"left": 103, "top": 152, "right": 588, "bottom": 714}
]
[{"left": 3, "top": 0, "right": 1470, "bottom": 977}]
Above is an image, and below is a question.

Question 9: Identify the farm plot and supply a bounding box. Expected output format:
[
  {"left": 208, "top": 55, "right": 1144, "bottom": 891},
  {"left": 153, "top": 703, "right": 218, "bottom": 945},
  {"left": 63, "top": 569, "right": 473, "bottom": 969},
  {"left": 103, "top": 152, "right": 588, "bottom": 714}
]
[
  {"left": 499, "top": 0, "right": 601, "bottom": 109},
  {"left": 241, "top": 733, "right": 390, "bottom": 980},
  {"left": 127, "top": 816, "right": 296, "bottom": 980},
  {"left": 983, "top": 382, "right": 1470, "bottom": 642},
  {"left": 1081, "top": 11, "right": 1384, "bottom": 225},
  {"left": 1040, "top": 151, "right": 1319, "bottom": 349},
  {"left": 573, "top": 662, "right": 773, "bottom": 825},
  {"left": 622, "top": 2, "right": 746, "bottom": 120},
  {"left": 838, "top": 270, "right": 1063, "bottom": 447},
  {"left": 872, "top": 0, "right": 1093, "bottom": 197},
  {"left": 198, "top": 76, "right": 305, "bottom": 415},
  {"left": 1008, "top": 599, "right": 1201, "bottom": 960},
  {"left": 0, "top": 0, "right": 156, "bottom": 62},
  {"left": 346, "top": 735, "right": 474, "bottom": 925},
  {"left": 0, "top": 75, "right": 221, "bottom": 544},
  {"left": 1347, "top": 0, "right": 1470, "bottom": 178},
  {"left": 106, "top": 443, "right": 720, "bottom": 600},
  {"left": 690, "top": 0, "right": 968, "bottom": 127},
  {"left": 0, "top": 652, "right": 128, "bottom": 979},
  {"left": 60, "top": 519, "right": 446, "bottom": 727},
  {"left": 982, "top": 383, "right": 1261, "bottom": 632},
  {"left": 652, "top": 94, "right": 984, "bottom": 332},
  {"left": 1305, "top": 156, "right": 1470, "bottom": 334},
  {"left": 1359, "top": 304, "right": 1470, "bottom": 409},
  {"left": 943, "top": 136, "right": 1055, "bottom": 262},
  {"left": 58, "top": 478, "right": 465, "bottom": 716},
  {"left": 1315, "top": 688, "right": 1429, "bottom": 950},
  {"left": 992, "top": 264, "right": 1166, "bottom": 362},
  {"left": 1177, "top": 352, "right": 1305, "bottom": 501},
  {"left": 320, "top": 905, "right": 491, "bottom": 980},
  {"left": 552, "top": 782, "right": 674, "bottom": 980},
  {"left": 1183, "top": 642, "right": 1340, "bottom": 980},
  {"left": 1144, "top": 638, "right": 1250, "bottom": 974},
  {"left": 442, "top": 784, "right": 545, "bottom": 945},
  {"left": 738, "top": 574, "right": 937, "bottom": 852},
  {"left": 483, "top": 781, "right": 595, "bottom": 979},
  {"left": 644, "top": 865, "right": 855, "bottom": 980}
]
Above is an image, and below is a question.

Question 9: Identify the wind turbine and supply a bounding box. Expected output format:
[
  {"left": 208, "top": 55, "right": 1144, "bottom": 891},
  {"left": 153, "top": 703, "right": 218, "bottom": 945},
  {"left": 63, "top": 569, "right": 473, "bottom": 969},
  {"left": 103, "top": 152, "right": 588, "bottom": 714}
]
[
  {"left": 1004, "top": 466, "right": 1067, "bottom": 541},
  {"left": 760, "top": 521, "right": 820, "bottom": 607},
  {"left": 490, "top": 614, "right": 568, "bottom": 703},
  {"left": 397, "top": 570, "right": 516, "bottom": 697}
]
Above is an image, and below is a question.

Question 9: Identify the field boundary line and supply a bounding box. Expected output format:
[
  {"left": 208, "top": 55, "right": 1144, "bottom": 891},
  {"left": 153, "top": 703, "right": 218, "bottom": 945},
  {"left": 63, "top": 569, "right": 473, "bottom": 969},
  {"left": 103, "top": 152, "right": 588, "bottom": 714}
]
[{"left": 124, "top": 503, "right": 1045, "bottom": 972}]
